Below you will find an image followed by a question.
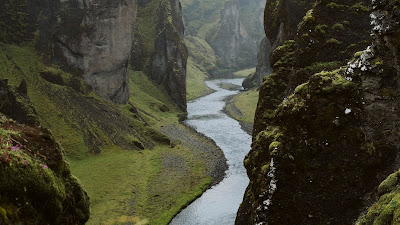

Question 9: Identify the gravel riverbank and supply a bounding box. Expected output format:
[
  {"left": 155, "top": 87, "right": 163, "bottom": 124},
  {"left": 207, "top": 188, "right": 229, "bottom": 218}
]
[{"left": 161, "top": 123, "right": 228, "bottom": 186}]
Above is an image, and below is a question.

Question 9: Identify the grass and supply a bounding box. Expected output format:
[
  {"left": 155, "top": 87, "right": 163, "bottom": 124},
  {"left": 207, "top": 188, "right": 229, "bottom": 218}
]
[
  {"left": 186, "top": 57, "right": 213, "bottom": 101},
  {"left": 226, "top": 89, "right": 259, "bottom": 124},
  {"left": 233, "top": 67, "right": 256, "bottom": 78},
  {"left": 70, "top": 144, "right": 212, "bottom": 225},
  {"left": 0, "top": 43, "right": 217, "bottom": 224}
]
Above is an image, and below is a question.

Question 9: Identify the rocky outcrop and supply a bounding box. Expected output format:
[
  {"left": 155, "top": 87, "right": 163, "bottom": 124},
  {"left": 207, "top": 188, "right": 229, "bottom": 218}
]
[
  {"left": 0, "top": 116, "right": 90, "bottom": 224},
  {"left": 0, "top": 81, "right": 90, "bottom": 224},
  {"left": 54, "top": 0, "right": 137, "bottom": 104},
  {"left": 264, "top": 0, "right": 314, "bottom": 50},
  {"left": 242, "top": 36, "right": 272, "bottom": 89},
  {"left": 0, "top": 0, "right": 138, "bottom": 104},
  {"left": 237, "top": 0, "right": 400, "bottom": 224},
  {"left": 212, "top": 0, "right": 241, "bottom": 69},
  {"left": 150, "top": 0, "right": 188, "bottom": 111}
]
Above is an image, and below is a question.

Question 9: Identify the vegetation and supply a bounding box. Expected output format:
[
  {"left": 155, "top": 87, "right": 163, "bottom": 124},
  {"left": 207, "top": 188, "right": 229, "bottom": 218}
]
[
  {"left": 233, "top": 67, "right": 257, "bottom": 78},
  {"left": 186, "top": 58, "right": 213, "bottom": 101},
  {"left": 0, "top": 42, "right": 217, "bottom": 224},
  {"left": 225, "top": 90, "right": 259, "bottom": 124}
]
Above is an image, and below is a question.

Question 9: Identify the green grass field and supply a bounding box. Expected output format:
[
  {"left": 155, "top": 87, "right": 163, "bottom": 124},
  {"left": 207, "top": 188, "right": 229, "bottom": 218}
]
[
  {"left": 226, "top": 89, "right": 259, "bottom": 124},
  {"left": 233, "top": 67, "right": 256, "bottom": 78},
  {"left": 186, "top": 58, "right": 213, "bottom": 101},
  {"left": 0, "top": 43, "right": 216, "bottom": 225}
]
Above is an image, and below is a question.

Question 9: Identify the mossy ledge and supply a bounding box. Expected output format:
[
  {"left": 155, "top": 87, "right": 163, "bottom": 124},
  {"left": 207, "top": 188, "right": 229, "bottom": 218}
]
[{"left": 0, "top": 114, "right": 90, "bottom": 224}]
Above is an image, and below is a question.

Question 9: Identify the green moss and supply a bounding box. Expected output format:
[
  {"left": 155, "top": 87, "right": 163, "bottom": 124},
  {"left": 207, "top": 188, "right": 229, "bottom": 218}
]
[
  {"left": 357, "top": 169, "right": 400, "bottom": 225},
  {"left": 261, "top": 163, "right": 270, "bottom": 174},
  {"left": 354, "top": 51, "right": 364, "bottom": 58},
  {"left": 315, "top": 24, "right": 328, "bottom": 34},
  {"left": 326, "top": 38, "right": 341, "bottom": 45},
  {"left": 373, "top": 57, "right": 384, "bottom": 65},
  {"left": 350, "top": 2, "right": 369, "bottom": 13},
  {"left": 327, "top": 2, "right": 345, "bottom": 9},
  {"left": 0, "top": 206, "right": 6, "bottom": 221},
  {"left": 298, "top": 9, "right": 314, "bottom": 30},
  {"left": 332, "top": 23, "right": 345, "bottom": 30}
]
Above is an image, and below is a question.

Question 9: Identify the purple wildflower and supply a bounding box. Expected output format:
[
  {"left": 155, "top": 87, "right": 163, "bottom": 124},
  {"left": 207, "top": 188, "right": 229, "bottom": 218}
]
[
  {"left": 42, "top": 164, "right": 48, "bottom": 169},
  {"left": 22, "top": 160, "right": 28, "bottom": 165}
]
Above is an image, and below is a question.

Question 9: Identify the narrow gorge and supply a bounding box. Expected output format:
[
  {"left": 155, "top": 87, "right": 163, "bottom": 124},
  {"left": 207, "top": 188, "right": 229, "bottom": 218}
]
[{"left": 1, "top": 0, "right": 400, "bottom": 224}]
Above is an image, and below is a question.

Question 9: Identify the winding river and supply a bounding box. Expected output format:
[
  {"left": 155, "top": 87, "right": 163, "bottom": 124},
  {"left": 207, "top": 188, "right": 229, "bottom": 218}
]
[{"left": 170, "top": 79, "right": 252, "bottom": 225}]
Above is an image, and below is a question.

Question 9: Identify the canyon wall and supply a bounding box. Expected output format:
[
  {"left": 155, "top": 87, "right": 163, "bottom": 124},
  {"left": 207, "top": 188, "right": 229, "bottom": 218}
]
[{"left": 237, "top": 0, "right": 400, "bottom": 224}]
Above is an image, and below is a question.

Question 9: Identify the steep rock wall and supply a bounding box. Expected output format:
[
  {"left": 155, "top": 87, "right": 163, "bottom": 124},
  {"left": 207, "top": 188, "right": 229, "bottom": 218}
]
[
  {"left": 264, "top": 0, "right": 314, "bottom": 50},
  {"left": 212, "top": 0, "right": 241, "bottom": 69},
  {"left": 132, "top": 0, "right": 187, "bottom": 111},
  {"left": 242, "top": 36, "right": 273, "bottom": 89},
  {"left": 0, "top": 0, "right": 138, "bottom": 104},
  {"left": 237, "top": 0, "right": 400, "bottom": 224},
  {"left": 54, "top": 0, "right": 137, "bottom": 104},
  {"left": 150, "top": 0, "right": 188, "bottom": 111}
]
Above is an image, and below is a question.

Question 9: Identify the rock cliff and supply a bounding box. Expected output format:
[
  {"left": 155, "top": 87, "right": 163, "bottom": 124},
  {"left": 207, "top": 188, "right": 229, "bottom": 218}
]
[
  {"left": 0, "top": 0, "right": 137, "bottom": 104},
  {"left": 242, "top": 36, "right": 273, "bottom": 89},
  {"left": 150, "top": 0, "right": 188, "bottom": 111},
  {"left": 0, "top": 81, "right": 90, "bottom": 224},
  {"left": 181, "top": 0, "right": 266, "bottom": 75},
  {"left": 54, "top": 0, "right": 137, "bottom": 104},
  {"left": 237, "top": 0, "right": 400, "bottom": 224},
  {"left": 132, "top": 0, "right": 188, "bottom": 111},
  {"left": 212, "top": 0, "right": 241, "bottom": 69}
]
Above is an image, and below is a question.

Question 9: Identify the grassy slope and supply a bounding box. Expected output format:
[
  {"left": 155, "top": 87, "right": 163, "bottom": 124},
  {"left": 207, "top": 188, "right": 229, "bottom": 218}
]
[
  {"left": 0, "top": 43, "right": 215, "bottom": 224},
  {"left": 186, "top": 58, "right": 213, "bottom": 101},
  {"left": 71, "top": 70, "right": 214, "bottom": 224},
  {"left": 233, "top": 67, "right": 256, "bottom": 78},
  {"left": 225, "top": 89, "right": 259, "bottom": 124}
]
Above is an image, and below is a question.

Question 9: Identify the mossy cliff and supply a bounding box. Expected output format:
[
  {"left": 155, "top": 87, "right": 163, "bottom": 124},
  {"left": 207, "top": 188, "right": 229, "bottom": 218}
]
[
  {"left": 133, "top": 0, "right": 188, "bottom": 111},
  {"left": 236, "top": 0, "right": 400, "bottom": 224},
  {"left": 0, "top": 82, "right": 89, "bottom": 224}
]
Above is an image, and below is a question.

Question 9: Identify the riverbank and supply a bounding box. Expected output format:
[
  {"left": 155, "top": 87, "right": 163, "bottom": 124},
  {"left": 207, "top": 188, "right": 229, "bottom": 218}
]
[
  {"left": 223, "top": 89, "right": 259, "bottom": 135},
  {"left": 68, "top": 71, "right": 228, "bottom": 225},
  {"left": 170, "top": 78, "right": 252, "bottom": 225}
]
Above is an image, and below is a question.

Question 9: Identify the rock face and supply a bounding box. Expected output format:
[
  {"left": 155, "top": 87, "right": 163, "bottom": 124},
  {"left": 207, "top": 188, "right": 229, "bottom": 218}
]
[
  {"left": 150, "top": 0, "right": 188, "bottom": 111},
  {"left": 0, "top": 0, "right": 138, "bottom": 104},
  {"left": 54, "top": 0, "right": 137, "bottom": 104},
  {"left": 0, "top": 81, "right": 90, "bottom": 224},
  {"left": 264, "top": 0, "right": 314, "bottom": 50},
  {"left": 237, "top": 0, "right": 400, "bottom": 224},
  {"left": 242, "top": 36, "right": 273, "bottom": 89},
  {"left": 212, "top": 0, "right": 241, "bottom": 69},
  {"left": 131, "top": 0, "right": 187, "bottom": 111}
]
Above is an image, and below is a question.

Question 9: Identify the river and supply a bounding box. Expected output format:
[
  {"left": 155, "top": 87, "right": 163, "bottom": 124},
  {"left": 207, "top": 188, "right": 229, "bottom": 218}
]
[{"left": 170, "top": 78, "right": 252, "bottom": 225}]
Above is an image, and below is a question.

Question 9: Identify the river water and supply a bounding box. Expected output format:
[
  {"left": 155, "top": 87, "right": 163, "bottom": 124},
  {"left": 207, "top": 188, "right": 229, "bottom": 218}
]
[{"left": 170, "top": 79, "right": 251, "bottom": 225}]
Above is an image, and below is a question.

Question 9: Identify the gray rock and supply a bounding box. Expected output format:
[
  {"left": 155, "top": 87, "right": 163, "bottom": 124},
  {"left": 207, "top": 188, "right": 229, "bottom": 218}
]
[
  {"left": 150, "top": 0, "right": 188, "bottom": 111},
  {"left": 54, "top": 0, "right": 137, "bottom": 104}
]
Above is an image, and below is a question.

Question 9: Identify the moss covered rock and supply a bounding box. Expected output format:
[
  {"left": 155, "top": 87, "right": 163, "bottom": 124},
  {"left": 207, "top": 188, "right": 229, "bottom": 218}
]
[
  {"left": 0, "top": 115, "right": 90, "bottom": 224},
  {"left": 237, "top": 0, "right": 400, "bottom": 224}
]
